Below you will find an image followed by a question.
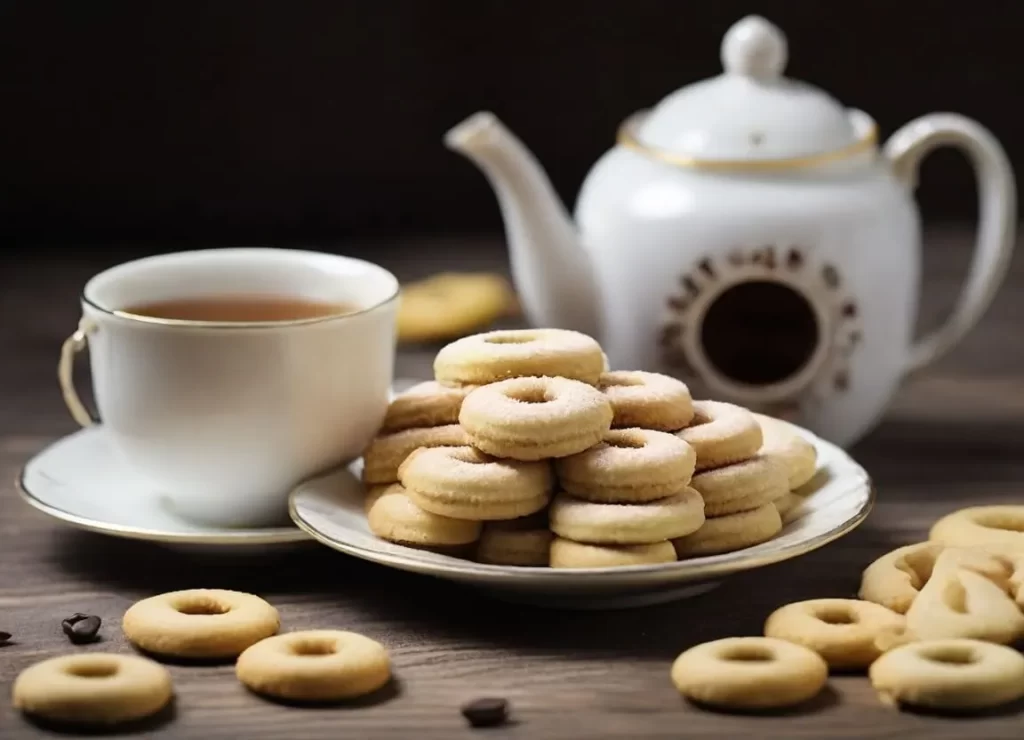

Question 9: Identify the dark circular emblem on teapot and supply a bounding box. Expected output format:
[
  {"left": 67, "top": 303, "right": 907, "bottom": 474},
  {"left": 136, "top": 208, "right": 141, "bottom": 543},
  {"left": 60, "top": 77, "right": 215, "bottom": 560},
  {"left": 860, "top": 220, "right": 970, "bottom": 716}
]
[{"left": 660, "top": 245, "right": 862, "bottom": 416}]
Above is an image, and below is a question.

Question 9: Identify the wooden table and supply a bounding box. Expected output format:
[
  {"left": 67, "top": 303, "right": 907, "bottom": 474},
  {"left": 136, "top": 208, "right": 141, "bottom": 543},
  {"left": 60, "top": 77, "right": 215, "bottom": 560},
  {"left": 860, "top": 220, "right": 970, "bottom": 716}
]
[{"left": 2, "top": 230, "right": 1023, "bottom": 738}]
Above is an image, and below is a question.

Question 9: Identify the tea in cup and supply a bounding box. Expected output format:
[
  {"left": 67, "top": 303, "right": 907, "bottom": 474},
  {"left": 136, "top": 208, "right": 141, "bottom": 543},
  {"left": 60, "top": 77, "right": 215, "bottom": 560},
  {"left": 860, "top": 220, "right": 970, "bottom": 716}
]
[{"left": 58, "top": 248, "right": 399, "bottom": 528}]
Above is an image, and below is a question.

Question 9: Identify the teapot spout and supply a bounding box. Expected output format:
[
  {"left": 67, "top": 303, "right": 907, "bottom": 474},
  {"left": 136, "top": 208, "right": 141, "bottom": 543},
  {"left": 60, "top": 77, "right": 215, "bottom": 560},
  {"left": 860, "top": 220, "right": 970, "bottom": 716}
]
[{"left": 445, "top": 112, "right": 601, "bottom": 338}]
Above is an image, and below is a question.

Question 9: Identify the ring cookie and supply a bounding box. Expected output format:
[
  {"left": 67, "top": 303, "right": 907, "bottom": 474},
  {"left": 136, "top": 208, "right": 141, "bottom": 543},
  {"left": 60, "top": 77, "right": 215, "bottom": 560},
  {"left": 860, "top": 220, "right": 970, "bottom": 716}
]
[
  {"left": 678, "top": 401, "right": 763, "bottom": 471},
  {"left": 689, "top": 455, "right": 788, "bottom": 517},
  {"left": 930, "top": 505, "right": 1024, "bottom": 552},
  {"left": 597, "top": 371, "right": 693, "bottom": 431},
  {"left": 550, "top": 537, "right": 676, "bottom": 568},
  {"left": 13, "top": 653, "right": 173, "bottom": 725},
  {"left": 434, "top": 328, "right": 605, "bottom": 386},
  {"left": 237, "top": 630, "right": 391, "bottom": 702},
  {"left": 396, "top": 272, "right": 514, "bottom": 344},
  {"left": 764, "top": 598, "right": 905, "bottom": 670},
  {"left": 122, "top": 589, "right": 280, "bottom": 659},
  {"left": 555, "top": 428, "right": 696, "bottom": 503},
  {"left": 399, "top": 446, "right": 552, "bottom": 520},
  {"left": 549, "top": 488, "right": 704, "bottom": 545},
  {"left": 673, "top": 503, "right": 782, "bottom": 558},
  {"left": 753, "top": 413, "right": 818, "bottom": 490},
  {"left": 367, "top": 483, "right": 482, "bottom": 547},
  {"left": 671, "top": 637, "right": 827, "bottom": 710},
  {"left": 869, "top": 639, "right": 1024, "bottom": 712},
  {"left": 362, "top": 424, "right": 469, "bottom": 484},
  {"left": 460, "top": 376, "right": 613, "bottom": 460},
  {"left": 476, "top": 511, "right": 553, "bottom": 566},
  {"left": 380, "top": 381, "right": 474, "bottom": 433}
]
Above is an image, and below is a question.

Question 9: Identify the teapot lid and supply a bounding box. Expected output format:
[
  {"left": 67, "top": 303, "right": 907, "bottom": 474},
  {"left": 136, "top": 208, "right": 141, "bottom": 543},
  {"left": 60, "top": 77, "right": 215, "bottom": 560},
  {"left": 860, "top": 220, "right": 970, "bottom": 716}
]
[{"left": 621, "top": 16, "right": 877, "bottom": 167}]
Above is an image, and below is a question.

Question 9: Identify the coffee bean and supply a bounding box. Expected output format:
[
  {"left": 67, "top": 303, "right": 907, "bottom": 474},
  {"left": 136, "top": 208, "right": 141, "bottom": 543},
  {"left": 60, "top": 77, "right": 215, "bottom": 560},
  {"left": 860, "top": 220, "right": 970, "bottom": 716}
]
[
  {"left": 461, "top": 697, "right": 509, "bottom": 728},
  {"left": 62, "top": 613, "right": 102, "bottom": 644},
  {"left": 0, "top": 630, "right": 11, "bottom": 643}
]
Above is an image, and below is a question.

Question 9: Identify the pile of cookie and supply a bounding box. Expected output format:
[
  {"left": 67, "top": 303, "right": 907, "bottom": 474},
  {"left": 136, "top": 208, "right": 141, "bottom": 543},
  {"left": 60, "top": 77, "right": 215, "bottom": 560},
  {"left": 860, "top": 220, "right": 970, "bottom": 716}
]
[
  {"left": 12, "top": 588, "right": 394, "bottom": 727},
  {"left": 670, "top": 504, "right": 1024, "bottom": 715},
  {"left": 360, "top": 328, "right": 818, "bottom": 568}
]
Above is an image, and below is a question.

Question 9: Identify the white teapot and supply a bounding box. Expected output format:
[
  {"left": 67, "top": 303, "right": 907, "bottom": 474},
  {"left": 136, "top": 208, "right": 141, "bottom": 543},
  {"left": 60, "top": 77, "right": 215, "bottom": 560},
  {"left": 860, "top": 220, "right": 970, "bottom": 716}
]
[{"left": 443, "top": 15, "right": 1016, "bottom": 447}]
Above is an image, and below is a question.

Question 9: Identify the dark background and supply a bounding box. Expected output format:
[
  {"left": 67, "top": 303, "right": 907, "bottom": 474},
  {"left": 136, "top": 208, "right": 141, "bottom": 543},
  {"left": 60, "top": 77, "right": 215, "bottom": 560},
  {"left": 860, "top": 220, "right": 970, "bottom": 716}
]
[{"left": 1, "top": 0, "right": 1021, "bottom": 254}]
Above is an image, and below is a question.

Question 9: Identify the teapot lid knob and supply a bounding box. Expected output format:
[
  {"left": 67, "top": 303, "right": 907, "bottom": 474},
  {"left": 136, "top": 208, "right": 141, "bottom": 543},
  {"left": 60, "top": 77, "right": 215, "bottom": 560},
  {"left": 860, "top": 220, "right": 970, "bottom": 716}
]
[{"left": 721, "top": 15, "right": 788, "bottom": 81}]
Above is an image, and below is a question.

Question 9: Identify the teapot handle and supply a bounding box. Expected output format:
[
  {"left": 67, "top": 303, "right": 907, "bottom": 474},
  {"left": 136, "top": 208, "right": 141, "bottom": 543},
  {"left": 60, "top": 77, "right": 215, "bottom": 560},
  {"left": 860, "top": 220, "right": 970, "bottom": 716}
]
[{"left": 884, "top": 113, "right": 1017, "bottom": 373}]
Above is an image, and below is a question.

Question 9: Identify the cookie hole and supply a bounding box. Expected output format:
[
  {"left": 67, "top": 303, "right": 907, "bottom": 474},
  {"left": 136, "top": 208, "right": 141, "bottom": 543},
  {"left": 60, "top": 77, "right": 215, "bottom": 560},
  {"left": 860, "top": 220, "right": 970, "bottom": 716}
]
[
  {"left": 941, "top": 577, "right": 969, "bottom": 614},
  {"left": 507, "top": 386, "right": 551, "bottom": 404},
  {"left": 484, "top": 333, "right": 535, "bottom": 345},
  {"left": 66, "top": 661, "right": 119, "bottom": 678},
  {"left": 606, "top": 432, "right": 647, "bottom": 449},
  {"left": 920, "top": 645, "right": 977, "bottom": 666},
  {"left": 816, "top": 607, "right": 858, "bottom": 625},
  {"left": 175, "top": 598, "right": 230, "bottom": 616},
  {"left": 291, "top": 639, "right": 337, "bottom": 656},
  {"left": 721, "top": 645, "right": 774, "bottom": 662}
]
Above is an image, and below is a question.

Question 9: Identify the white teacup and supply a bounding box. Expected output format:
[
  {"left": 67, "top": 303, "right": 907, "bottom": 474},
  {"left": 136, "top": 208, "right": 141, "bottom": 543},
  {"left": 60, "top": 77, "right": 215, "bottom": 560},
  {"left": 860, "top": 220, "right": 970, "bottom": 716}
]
[{"left": 58, "top": 248, "right": 399, "bottom": 528}]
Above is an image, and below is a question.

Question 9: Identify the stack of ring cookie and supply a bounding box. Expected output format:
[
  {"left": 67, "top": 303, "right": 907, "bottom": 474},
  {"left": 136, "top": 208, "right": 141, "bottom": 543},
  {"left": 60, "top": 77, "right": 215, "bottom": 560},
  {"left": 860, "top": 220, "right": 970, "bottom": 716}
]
[
  {"left": 667, "top": 403, "right": 788, "bottom": 558},
  {"left": 360, "top": 328, "right": 809, "bottom": 568},
  {"left": 550, "top": 428, "right": 702, "bottom": 568}
]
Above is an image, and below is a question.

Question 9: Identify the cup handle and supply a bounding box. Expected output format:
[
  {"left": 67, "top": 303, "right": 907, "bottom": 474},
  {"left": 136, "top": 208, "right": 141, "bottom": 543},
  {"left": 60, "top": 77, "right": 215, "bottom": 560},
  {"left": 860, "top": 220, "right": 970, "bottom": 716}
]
[
  {"left": 58, "top": 316, "right": 99, "bottom": 426},
  {"left": 884, "top": 113, "right": 1017, "bottom": 374}
]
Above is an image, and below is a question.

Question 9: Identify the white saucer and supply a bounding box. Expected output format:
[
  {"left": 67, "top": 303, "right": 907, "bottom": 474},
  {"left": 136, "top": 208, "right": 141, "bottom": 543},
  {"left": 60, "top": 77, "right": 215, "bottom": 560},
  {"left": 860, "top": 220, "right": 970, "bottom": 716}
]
[
  {"left": 17, "top": 426, "right": 310, "bottom": 547},
  {"left": 19, "top": 380, "right": 420, "bottom": 549},
  {"left": 289, "top": 425, "right": 875, "bottom": 609}
]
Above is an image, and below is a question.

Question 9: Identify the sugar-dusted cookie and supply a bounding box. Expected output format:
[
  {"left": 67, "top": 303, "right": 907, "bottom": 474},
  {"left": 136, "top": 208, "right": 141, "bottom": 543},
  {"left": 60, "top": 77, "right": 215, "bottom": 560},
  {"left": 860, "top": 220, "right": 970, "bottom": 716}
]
[
  {"left": 555, "top": 428, "right": 696, "bottom": 503},
  {"left": 361, "top": 424, "right": 469, "bottom": 484},
  {"left": 399, "top": 446, "right": 552, "bottom": 521},
  {"left": 689, "top": 454, "right": 788, "bottom": 516},
  {"left": 434, "top": 328, "right": 605, "bottom": 386},
  {"left": 460, "top": 376, "right": 612, "bottom": 460},
  {"left": 367, "top": 483, "right": 482, "bottom": 547},
  {"left": 380, "top": 381, "right": 474, "bottom": 433},
  {"left": 673, "top": 503, "right": 782, "bottom": 558},
  {"left": 597, "top": 370, "right": 693, "bottom": 431},
  {"left": 677, "top": 401, "right": 762, "bottom": 471},
  {"left": 549, "top": 488, "right": 704, "bottom": 545}
]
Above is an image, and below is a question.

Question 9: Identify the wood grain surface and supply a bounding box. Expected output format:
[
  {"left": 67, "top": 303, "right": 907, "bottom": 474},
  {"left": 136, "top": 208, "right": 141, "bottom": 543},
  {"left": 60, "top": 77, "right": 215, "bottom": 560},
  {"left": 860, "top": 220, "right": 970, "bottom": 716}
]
[{"left": 1, "top": 229, "right": 1023, "bottom": 738}]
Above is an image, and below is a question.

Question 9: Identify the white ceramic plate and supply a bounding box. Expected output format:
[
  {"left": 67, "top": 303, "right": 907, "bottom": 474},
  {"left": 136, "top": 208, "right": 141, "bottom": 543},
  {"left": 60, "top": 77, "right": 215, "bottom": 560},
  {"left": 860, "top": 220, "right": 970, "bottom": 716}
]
[{"left": 289, "top": 425, "right": 874, "bottom": 609}]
